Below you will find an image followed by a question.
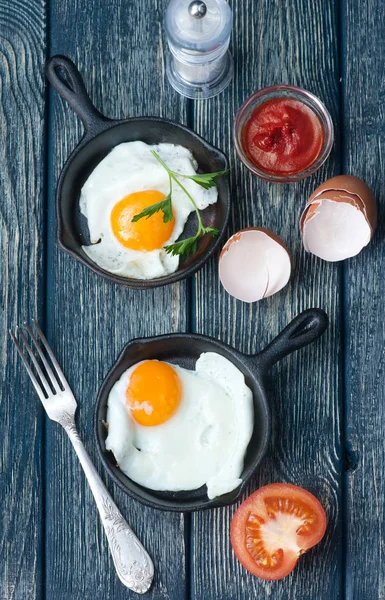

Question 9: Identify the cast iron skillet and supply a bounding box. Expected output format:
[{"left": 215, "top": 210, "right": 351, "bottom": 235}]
[
  {"left": 45, "top": 55, "right": 230, "bottom": 289},
  {"left": 95, "top": 308, "right": 328, "bottom": 512}
]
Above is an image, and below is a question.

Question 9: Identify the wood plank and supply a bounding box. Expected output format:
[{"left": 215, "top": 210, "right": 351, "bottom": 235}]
[
  {"left": 191, "top": 0, "right": 344, "bottom": 598},
  {"left": 0, "top": 1, "right": 46, "bottom": 598},
  {"left": 46, "top": 2, "right": 188, "bottom": 598},
  {"left": 342, "top": 1, "right": 385, "bottom": 597}
]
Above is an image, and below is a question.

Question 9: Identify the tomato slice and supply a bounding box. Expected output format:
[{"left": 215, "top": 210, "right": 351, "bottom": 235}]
[{"left": 230, "top": 483, "right": 327, "bottom": 580}]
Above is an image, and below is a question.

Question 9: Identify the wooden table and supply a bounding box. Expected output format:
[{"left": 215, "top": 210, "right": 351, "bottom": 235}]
[{"left": 1, "top": 0, "right": 384, "bottom": 598}]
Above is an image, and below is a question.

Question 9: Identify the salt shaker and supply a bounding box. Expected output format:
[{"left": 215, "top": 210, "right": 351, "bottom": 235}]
[{"left": 164, "top": 0, "right": 233, "bottom": 99}]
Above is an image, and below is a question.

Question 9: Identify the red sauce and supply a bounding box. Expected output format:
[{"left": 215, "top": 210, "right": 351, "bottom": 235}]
[{"left": 242, "top": 98, "right": 325, "bottom": 176}]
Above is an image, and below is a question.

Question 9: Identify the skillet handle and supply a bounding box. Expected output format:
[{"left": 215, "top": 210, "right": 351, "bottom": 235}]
[
  {"left": 45, "top": 55, "right": 113, "bottom": 138},
  {"left": 255, "top": 308, "right": 329, "bottom": 374}
]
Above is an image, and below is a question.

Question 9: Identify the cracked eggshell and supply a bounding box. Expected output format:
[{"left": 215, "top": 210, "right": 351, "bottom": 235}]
[
  {"left": 218, "top": 227, "right": 291, "bottom": 303},
  {"left": 300, "top": 175, "right": 377, "bottom": 262}
]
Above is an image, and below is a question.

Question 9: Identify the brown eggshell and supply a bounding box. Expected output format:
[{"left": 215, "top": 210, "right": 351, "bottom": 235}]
[
  {"left": 300, "top": 191, "right": 366, "bottom": 232},
  {"left": 301, "top": 175, "right": 377, "bottom": 234},
  {"left": 220, "top": 227, "right": 290, "bottom": 259}
]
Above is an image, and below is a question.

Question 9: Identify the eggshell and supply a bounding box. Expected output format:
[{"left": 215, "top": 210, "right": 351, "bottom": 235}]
[
  {"left": 300, "top": 175, "right": 376, "bottom": 262},
  {"left": 300, "top": 174, "right": 377, "bottom": 233},
  {"left": 219, "top": 227, "right": 291, "bottom": 302}
]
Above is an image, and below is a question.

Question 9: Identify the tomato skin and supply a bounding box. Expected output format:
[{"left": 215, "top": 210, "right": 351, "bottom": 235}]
[{"left": 230, "top": 483, "right": 327, "bottom": 581}]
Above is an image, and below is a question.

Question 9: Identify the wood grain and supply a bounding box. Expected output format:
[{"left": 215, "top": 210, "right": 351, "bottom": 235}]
[
  {"left": 46, "top": 1, "right": 188, "bottom": 598},
  {"left": 0, "top": 1, "right": 46, "bottom": 599},
  {"left": 4, "top": 0, "right": 385, "bottom": 597},
  {"left": 343, "top": 0, "right": 385, "bottom": 598},
  {"left": 191, "top": 0, "right": 344, "bottom": 598}
]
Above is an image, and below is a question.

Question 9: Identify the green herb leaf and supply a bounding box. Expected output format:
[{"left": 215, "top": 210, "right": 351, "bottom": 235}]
[
  {"left": 131, "top": 193, "right": 173, "bottom": 224},
  {"left": 186, "top": 170, "right": 230, "bottom": 190},
  {"left": 202, "top": 226, "right": 220, "bottom": 237},
  {"left": 164, "top": 227, "right": 219, "bottom": 258},
  {"left": 142, "top": 151, "right": 223, "bottom": 259},
  {"left": 164, "top": 235, "right": 199, "bottom": 258}
]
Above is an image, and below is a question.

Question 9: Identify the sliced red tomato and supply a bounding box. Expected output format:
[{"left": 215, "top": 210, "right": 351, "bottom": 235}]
[{"left": 230, "top": 483, "right": 327, "bottom": 580}]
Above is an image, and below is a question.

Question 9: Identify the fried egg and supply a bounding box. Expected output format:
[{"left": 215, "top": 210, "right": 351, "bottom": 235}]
[
  {"left": 79, "top": 142, "right": 218, "bottom": 279},
  {"left": 105, "top": 353, "right": 254, "bottom": 499}
]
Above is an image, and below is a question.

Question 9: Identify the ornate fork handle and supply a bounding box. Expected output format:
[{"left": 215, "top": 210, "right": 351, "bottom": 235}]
[{"left": 61, "top": 414, "right": 154, "bottom": 594}]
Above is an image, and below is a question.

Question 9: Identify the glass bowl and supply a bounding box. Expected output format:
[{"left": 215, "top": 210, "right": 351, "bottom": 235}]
[{"left": 233, "top": 84, "right": 334, "bottom": 183}]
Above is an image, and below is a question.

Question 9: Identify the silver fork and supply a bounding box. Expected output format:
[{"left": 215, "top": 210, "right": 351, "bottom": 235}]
[{"left": 10, "top": 321, "right": 154, "bottom": 594}]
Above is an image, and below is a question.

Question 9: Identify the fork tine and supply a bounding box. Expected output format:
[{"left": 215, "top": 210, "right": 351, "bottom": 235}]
[
  {"left": 9, "top": 329, "right": 47, "bottom": 401},
  {"left": 31, "top": 320, "right": 67, "bottom": 388},
  {"left": 17, "top": 327, "right": 56, "bottom": 395},
  {"left": 24, "top": 323, "right": 62, "bottom": 392}
]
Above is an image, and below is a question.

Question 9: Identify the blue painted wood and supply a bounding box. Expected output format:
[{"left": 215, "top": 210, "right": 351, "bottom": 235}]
[
  {"left": 0, "top": 1, "right": 46, "bottom": 598},
  {"left": 2, "top": 0, "right": 385, "bottom": 598},
  {"left": 342, "top": 1, "right": 385, "bottom": 598},
  {"left": 45, "top": 1, "right": 189, "bottom": 598},
  {"left": 191, "top": 0, "right": 345, "bottom": 598}
]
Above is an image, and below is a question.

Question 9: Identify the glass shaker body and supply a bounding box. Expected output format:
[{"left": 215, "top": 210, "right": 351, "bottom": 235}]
[{"left": 165, "top": 0, "right": 233, "bottom": 99}]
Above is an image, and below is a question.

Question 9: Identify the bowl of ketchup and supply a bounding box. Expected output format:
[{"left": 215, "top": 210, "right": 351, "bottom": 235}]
[{"left": 234, "top": 85, "right": 334, "bottom": 183}]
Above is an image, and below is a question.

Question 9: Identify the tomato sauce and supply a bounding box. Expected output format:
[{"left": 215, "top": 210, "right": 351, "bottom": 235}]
[{"left": 242, "top": 98, "right": 325, "bottom": 176}]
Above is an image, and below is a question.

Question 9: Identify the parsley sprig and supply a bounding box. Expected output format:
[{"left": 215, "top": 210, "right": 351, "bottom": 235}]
[
  {"left": 132, "top": 150, "right": 228, "bottom": 258},
  {"left": 131, "top": 192, "right": 173, "bottom": 223}
]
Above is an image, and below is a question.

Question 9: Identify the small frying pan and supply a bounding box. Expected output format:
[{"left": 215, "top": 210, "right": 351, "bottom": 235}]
[
  {"left": 45, "top": 55, "right": 230, "bottom": 289},
  {"left": 95, "top": 308, "right": 328, "bottom": 512}
]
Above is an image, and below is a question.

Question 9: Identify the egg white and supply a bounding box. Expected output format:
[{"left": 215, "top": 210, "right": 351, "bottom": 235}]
[
  {"left": 79, "top": 141, "right": 218, "bottom": 279},
  {"left": 105, "top": 352, "right": 254, "bottom": 500}
]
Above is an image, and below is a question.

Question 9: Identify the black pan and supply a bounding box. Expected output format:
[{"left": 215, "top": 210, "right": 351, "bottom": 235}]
[
  {"left": 45, "top": 55, "right": 230, "bottom": 289},
  {"left": 95, "top": 308, "right": 328, "bottom": 512}
]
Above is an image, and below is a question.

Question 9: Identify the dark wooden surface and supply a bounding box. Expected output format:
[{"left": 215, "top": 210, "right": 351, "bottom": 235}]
[
  {"left": 343, "top": 2, "right": 385, "bottom": 598},
  {"left": 0, "top": 1, "right": 46, "bottom": 598},
  {"left": 0, "top": 0, "right": 383, "bottom": 599}
]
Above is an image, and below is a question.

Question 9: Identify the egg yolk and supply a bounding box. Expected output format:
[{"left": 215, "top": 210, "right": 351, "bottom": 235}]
[
  {"left": 110, "top": 190, "right": 175, "bottom": 252},
  {"left": 126, "top": 360, "right": 182, "bottom": 426}
]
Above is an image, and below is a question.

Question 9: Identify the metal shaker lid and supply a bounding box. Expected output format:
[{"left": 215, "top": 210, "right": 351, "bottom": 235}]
[{"left": 165, "top": 0, "right": 232, "bottom": 55}]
